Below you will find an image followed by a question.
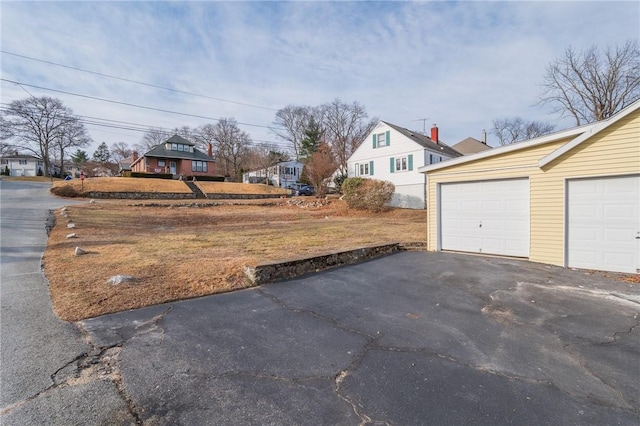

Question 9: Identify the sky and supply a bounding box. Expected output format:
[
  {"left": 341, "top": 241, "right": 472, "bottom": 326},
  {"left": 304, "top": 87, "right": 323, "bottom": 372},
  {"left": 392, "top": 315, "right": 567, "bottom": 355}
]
[{"left": 1, "top": 1, "right": 638, "bottom": 156}]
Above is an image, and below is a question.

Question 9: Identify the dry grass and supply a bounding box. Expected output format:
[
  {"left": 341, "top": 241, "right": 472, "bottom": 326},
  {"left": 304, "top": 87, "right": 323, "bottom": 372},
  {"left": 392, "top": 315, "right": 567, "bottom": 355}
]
[
  {"left": 196, "top": 181, "right": 289, "bottom": 194},
  {"left": 50, "top": 177, "right": 291, "bottom": 196},
  {"left": 44, "top": 200, "right": 426, "bottom": 321},
  {"left": 52, "top": 177, "right": 193, "bottom": 193}
]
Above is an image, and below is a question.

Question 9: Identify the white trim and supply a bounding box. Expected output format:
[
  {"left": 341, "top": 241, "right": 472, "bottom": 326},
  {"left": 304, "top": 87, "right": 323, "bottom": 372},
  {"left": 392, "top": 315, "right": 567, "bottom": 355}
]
[
  {"left": 539, "top": 99, "right": 640, "bottom": 167},
  {"left": 419, "top": 123, "right": 603, "bottom": 174}
]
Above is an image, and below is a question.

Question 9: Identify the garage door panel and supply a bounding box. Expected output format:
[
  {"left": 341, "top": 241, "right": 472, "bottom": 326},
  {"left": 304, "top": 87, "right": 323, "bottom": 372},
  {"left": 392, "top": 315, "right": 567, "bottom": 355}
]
[
  {"left": 568, "top": 176, "right": 639, "bottom": 274},
  {"left": 440, "top": 179, "right": 530, "bottom": 257}
]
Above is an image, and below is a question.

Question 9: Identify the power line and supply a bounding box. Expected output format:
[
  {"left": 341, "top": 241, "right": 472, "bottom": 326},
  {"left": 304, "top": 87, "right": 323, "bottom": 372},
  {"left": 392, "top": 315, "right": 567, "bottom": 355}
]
[
  {"left": 1, "top": 50, "right": 279, "bottom": 112},
  {"left": 1, "top": 79, "right": 281, "bottom": 131},
  {"left": 0, "top": 104, "right": 291, "bottom": 148}
]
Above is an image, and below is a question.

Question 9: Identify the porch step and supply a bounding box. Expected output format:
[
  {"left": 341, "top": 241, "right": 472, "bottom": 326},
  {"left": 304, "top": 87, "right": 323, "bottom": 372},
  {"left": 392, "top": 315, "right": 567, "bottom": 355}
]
[{"left": 184, "top": 180, "right": 206, "bottom": 199}]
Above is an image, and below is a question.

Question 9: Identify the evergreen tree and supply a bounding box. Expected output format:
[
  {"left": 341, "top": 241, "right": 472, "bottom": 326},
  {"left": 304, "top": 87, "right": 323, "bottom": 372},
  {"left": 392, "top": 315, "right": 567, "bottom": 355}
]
[
  {"left": 93, "top": 142, "right": 111, "bottom": 163},
  {"left": 300, "top": 116, "right": 323, "bottom": 160},
  {"left": 71, "top": 149, "right": 89, "bottom": 166}
]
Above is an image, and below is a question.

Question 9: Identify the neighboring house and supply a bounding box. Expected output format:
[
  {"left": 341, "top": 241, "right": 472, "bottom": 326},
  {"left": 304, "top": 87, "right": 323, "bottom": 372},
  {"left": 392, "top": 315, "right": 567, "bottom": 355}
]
[
  {"left": 347, "top": 122, "right": 462, "bottom": 209},
  {"left": 131, "top": 135, "right": 216, "bottom": 178},
  {"left": 242, "top": 160, "right": 304, "bottom": 187},
  {"left": 118, "top": 156, "right": 133, "bottom": 175},
  {"left": 451, "top": 137, "right": 492, "bottom": 155},
  {"left": 419, "top": 99, "right": 640, "bottom": 274},
  {"left": 62, "top": 161, "right": 83, "bottom": 178},
  {"left": 0, "top": 153, "right": 44, "bottom": 176}
]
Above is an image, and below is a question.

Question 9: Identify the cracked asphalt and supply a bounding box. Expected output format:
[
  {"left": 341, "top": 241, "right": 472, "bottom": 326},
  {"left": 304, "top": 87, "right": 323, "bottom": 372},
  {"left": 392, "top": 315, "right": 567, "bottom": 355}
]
[{"left": 2, "top": 179, "right": 640, "bottom": 425}]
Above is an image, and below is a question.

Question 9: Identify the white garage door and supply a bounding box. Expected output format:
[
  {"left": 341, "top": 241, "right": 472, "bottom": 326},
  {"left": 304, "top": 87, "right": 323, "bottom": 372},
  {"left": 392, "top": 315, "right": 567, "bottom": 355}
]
[
  {"left": 440, "top": 179, "right": 530, "bottom": 257},
  {"left": 568, "top": 175, "right": 640, "bottom": 274}
]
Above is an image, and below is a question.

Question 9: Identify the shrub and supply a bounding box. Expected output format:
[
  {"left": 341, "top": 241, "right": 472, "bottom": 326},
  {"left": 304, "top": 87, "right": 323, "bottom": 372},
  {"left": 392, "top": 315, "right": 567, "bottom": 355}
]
[
  {"left": 129, "top": 172, "right": 173, "bottom": 179},
  {"left": 341, "top": 177, "right": 395, "bottom": 212},
  {"left": 50, "top": 185, "right": 81, "bottom": 198}
]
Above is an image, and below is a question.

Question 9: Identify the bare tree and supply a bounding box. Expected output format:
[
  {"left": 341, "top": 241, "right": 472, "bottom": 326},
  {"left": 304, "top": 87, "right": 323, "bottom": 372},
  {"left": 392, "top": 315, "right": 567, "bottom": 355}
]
[
  {"left": 246, "top": 143, "right": 288, "bottom": 185},
  {"left": 540, "top": 40, "right": 640, "bottom": 125},
  {"left": 492, "top": 117, "right": 555, "bottom": 145},
  {"left": 110, "top": 142, "right": 133, "bottom": 163},
  {"left": 137, "top": 127, "right": 171, "bottom": 152},
  {"left": 321, "top": 99, "right": 377, "bottom": 179},
  {"left": 209, "top": 118, "right": 251, "bottom": 181},
  {"left": 272, "top": 105, "right": 315, "bottom": 158},
  {"left": 0, "top": 115, "right": 16, "bottom": 156},
  {"left": 3, "top": 96, "right": 86, "bottom": 176},
  {"left": 192, "top": 123, "right": 218, "bottom": 155},
  {"left": 52, "top": 119, "right": 92, "bottom": 175},
  {"left": 304, "top": 142, "right": 336, "bottom": 197},
  {"left": 172, "top": 125, "right": 194, "bottom": 141}
]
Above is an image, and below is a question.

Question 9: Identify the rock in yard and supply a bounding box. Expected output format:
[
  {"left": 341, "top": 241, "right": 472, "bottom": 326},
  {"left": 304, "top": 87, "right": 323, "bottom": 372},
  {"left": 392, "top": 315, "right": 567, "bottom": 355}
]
[
  {"left": 67, "top": 223, "right": 76, "bottom": 229},
  {"left": 90, "top": 199, "right": 96, "bottom": 204},
  {"left": 108, "top": 275, "right": 136, "bottom": 285},
  {"left": 74, "top": 247, "right": 87, "bottom": 256},
  {"left": 66, "top": 233, "right": 77, "bottom": 239}
]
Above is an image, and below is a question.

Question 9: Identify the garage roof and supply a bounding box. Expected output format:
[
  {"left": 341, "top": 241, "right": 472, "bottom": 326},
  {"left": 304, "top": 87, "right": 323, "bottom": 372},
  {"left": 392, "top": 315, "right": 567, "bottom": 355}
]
[{"left": 419, "top": 99, "right": 640, "bottom": 174}]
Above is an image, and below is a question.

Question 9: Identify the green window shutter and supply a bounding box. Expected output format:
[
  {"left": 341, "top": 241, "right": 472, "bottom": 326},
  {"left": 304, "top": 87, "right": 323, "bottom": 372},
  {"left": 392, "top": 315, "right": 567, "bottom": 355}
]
[
  {"left": 372, "top": 134, "right": 377, "bottom": 149},
  {"left": 408, "top": 154, "right": 413, "bottom": 171},
  {"left": 390, "top": 157, "right": 395, "bottom": 173},
  {"left": 369, "top": 160, "right": 374, "bottom": 175},
  {"left": 386, "top": 130, "right": 391, "bottom": 146}
]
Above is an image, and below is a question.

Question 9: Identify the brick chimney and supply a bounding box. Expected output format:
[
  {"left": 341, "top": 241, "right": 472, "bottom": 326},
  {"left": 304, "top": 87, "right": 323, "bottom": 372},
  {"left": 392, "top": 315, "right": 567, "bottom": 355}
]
[
  {"left": 207, "top": 143, "right": 213, "bottom": 157},
  {"left": 132, "top": 151, "right": 138, "bottom": 161},
  {"left": 430, "top": 124, "right": 439, "bottom": 143}
]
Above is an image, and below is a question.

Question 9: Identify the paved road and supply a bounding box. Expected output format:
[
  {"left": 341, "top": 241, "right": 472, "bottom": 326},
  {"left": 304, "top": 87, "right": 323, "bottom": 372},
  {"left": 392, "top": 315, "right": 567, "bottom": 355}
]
[
  {"left": 1, "top": 179, "right": 639, "bottom": 425},
  {"left": 0, "top": 180, "right": 135, "bottom": 424}
]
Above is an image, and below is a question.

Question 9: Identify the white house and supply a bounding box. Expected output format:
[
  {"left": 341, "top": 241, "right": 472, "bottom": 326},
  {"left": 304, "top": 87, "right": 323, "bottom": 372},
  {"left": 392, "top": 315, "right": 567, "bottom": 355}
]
[
  {"left": 347, "top": 122, "right": 462, "bottom": 209},
  {"left": 0, "top": 153, "right": 45, "bottom": 177},
  {"left": 242, "top": 160, "right": 304, "bottom": 188}
]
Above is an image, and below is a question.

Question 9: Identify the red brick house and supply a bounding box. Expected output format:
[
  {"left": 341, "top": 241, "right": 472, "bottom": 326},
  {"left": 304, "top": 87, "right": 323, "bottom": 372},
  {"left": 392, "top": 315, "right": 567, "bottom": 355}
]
[{"left": 131, "top": 135, "right": 216, "bottom": 178}]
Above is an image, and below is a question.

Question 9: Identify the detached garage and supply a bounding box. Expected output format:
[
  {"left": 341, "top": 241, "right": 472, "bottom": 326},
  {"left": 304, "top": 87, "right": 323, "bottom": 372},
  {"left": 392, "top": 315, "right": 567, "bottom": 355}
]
[{"left": 420, "top": 100, "right": 640, "bottom": 274}]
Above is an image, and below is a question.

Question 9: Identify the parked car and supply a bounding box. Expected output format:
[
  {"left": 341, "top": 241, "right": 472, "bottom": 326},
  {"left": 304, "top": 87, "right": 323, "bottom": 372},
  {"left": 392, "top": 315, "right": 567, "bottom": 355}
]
[{"left": 297, "top": 185, "right": 315, "bottom": 196}]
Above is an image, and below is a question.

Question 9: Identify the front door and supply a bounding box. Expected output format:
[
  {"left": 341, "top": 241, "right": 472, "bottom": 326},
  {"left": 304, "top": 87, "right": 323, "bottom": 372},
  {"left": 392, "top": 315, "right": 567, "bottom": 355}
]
[{"left": 170, "top": 161, "right": 177, "bottom": 175}]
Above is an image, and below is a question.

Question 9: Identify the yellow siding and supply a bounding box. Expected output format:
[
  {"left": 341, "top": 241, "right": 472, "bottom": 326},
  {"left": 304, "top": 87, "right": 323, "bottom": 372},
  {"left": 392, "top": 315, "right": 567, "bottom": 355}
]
[{"left": 427, "top": 111, "right": 640, "bottom": 267}]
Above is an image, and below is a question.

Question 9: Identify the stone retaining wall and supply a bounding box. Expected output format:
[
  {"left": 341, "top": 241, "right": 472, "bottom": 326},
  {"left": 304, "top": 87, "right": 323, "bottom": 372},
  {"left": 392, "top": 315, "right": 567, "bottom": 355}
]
[
  {"left": 244, "top": 243, "right": 401, "bottom": 285},
  {"left": 204, "top": 193, "right": 289, "bottom": 200},
  {"left": 87, "top": 192, "right": 196, "bottom": 199}
]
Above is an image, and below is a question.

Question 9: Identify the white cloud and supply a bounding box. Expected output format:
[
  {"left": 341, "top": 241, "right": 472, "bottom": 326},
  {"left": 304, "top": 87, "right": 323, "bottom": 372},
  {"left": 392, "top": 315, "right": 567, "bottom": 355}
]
[{"left": 1, "top": 1, "right": 638, "bottom": 154}]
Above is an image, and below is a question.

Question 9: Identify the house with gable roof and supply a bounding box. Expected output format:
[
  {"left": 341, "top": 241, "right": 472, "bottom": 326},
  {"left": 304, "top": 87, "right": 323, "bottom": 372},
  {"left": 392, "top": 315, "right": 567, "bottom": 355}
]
[
  {"left": 131, "top": 134, "right": 216, "bottom": 178},
  {"left": 0, "top": 153, "right": 45, "bottom": 176},
  {"left": 347, "top": 121, "right": 462, "bottom": 209}
]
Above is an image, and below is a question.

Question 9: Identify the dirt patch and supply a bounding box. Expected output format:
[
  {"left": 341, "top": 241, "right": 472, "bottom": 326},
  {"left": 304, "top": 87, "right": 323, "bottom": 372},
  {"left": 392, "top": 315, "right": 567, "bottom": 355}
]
[{"left": 44, "top": 199, "right": 426, "bottom": 321}]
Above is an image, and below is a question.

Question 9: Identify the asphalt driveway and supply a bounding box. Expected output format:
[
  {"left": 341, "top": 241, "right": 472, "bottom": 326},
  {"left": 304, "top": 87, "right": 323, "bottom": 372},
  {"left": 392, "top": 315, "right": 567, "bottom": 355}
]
[
  {"left": 77, "top": 251, "right": 640, "bottom": 425},
  {"left": 2, "top": 180, "right": 638, "bottom": 425}
]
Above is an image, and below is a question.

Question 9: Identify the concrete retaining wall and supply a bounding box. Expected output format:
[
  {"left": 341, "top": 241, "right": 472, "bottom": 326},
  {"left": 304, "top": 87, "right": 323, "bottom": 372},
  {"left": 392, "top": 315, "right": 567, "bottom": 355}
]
[{"left": 244, "top": 243, "right": 401, "bottom": 285}]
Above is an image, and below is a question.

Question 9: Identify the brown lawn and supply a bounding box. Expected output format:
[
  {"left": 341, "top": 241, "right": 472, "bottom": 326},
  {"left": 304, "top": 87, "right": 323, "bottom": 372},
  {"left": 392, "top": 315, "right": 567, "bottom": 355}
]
[
  {"left": 45, "top": 199, "right": 427, "bottom": 321},
  {"left": 52, "top": 177, "right": 193, "bottom": 194},
  {"left": 51, "top": 177, "right": 290, "bottom": 196}
]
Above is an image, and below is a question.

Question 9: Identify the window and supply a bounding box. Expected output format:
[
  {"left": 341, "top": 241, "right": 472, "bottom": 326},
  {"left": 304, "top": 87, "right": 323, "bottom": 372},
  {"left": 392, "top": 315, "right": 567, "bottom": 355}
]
[
  {"left": 158, "top": 160, "right": 166, "bottom": 167},
  {"left": 395, "top": 157, "right": 407, "bottom": 172},
  {"left": 19, "top": 159, "right": 27, "bottom": 165},
  {"left": 390, "top": 155, "right": 413, "bottom": 173},
  {"left": 192, "top": 161, "right": 207, "bottom": 172},
  {"left": 373, "top": 131, "right": 390, "bottom": 148},
  {"left": 355, "top": 161, "right": 374, "bottom": 176},
  {"left": 1, "top": 160, "right": 8, "bottom": 165},
  {"left": 430, "top": 154, "right": 441, "bottom": 164}
]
